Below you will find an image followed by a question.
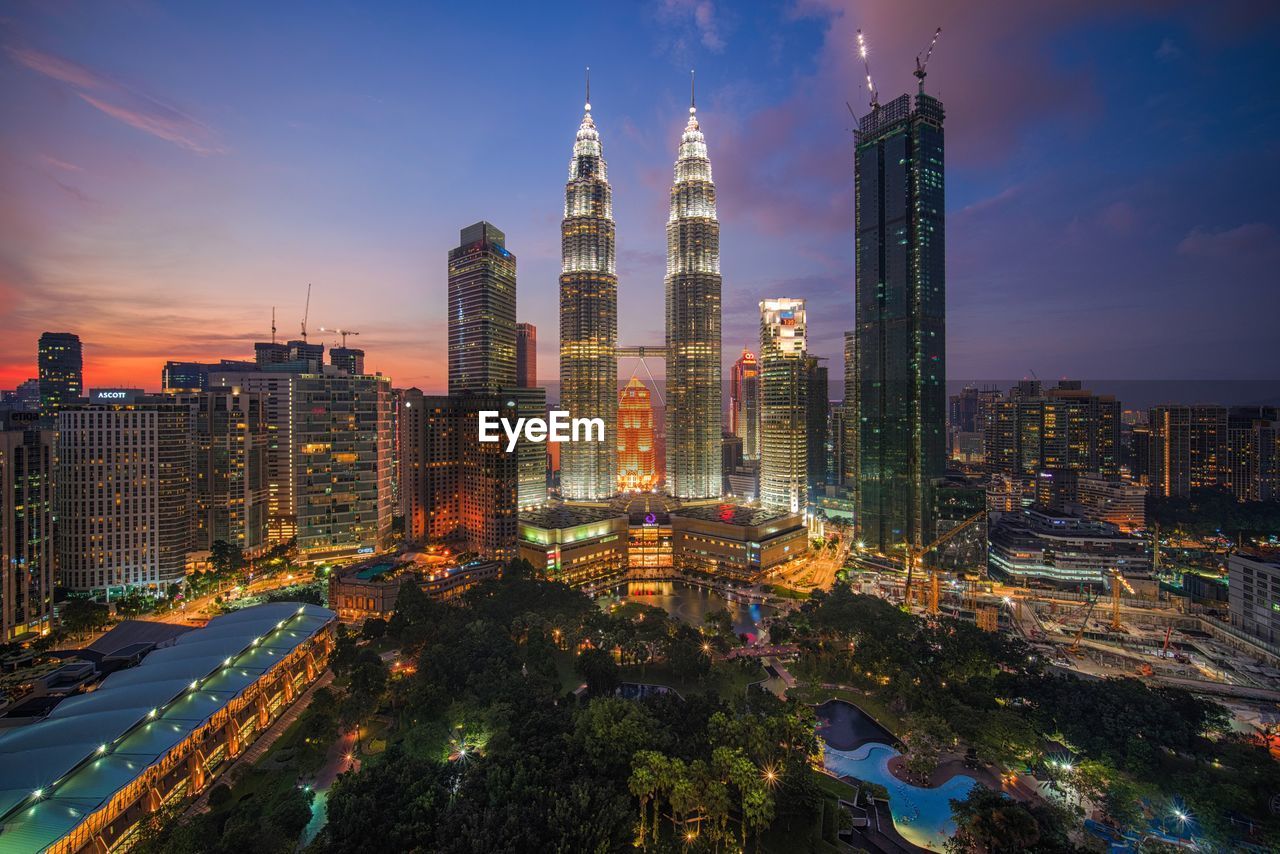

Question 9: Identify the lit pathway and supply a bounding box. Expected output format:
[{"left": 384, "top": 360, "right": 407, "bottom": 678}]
[{"left": 184, "top": 670, "right": 334, "bottom": 816}]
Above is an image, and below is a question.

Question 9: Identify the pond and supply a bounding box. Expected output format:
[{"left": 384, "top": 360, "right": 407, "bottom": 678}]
[
  {"left": 817, "top": 700, "right": 977, "bottom": 852},
  {"left": 602, "top": 580, "right": 774, "bottom": 641}
]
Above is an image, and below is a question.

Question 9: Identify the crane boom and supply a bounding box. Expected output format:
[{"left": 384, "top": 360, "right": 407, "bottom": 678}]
[
  {"left": 903, "top": 510, "right": 986, "bottom": 611},
  {"left": 855, "top": 29, "right": 878, "bottom": 110},
  {"left": 301, "top": 283, "right": 312, "bottom": 341},
  {"left": 914, "top": 27, "right": 942, "bottom": 91}
]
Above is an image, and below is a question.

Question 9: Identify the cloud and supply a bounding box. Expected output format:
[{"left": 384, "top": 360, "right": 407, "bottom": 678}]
[
  {"left": 1155, "top": 37, "right": 1183, "bottom": 61},
  {"left": 657, "top": 0, "right": 727, "bottom": 54},
  {"left": 5, "top": 44, "right": 224, "bottom": 154},
  {"left": 1177, "top": 222, "right": 1280, "bottom": 259}
]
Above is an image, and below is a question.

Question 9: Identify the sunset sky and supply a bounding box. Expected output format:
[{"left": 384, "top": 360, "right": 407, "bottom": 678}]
[{"left": 2, "top": 1, "right": 1278, "bottom": 393}]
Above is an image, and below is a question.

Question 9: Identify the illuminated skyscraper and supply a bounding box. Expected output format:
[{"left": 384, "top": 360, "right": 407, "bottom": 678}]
[
  {"left": 855, "top": 91, "right": 946, "bottom": 552},
  {"left": 618, "top": 377, "right": 657, "bottom": 493},
  {"left": 759, "top": 299, "right": 807, "bottom": 513},
  {"left": 37, "top": 332, "right": 82, "bottom": 425},
  {"left": 730, "top": 349, "right": 759, "bottom": 460},
  {"left": 449, "top": 221, "right": 517, "bottom": 394},
  {"left": 559, "top": 80, "right": 617, "bottom": 500},
  {"left": 665, "top": 78, "right": 722, "bottom": 499}
]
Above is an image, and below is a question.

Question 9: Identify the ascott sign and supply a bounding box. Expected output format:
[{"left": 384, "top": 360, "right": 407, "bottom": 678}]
[{"left": 478, "top": 410, "right": 604, "bottom": 453}]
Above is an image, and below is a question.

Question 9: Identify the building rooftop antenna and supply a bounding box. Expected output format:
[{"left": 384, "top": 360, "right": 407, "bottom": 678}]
[
  {"left": 856, "top": 29, "right": 878, "bottom": 110},
  {"left": 584, "top": 66, "right": 590, "bottom": 112},
  {"left": 914, "top": 27, "right": 942, "bottom": 93},
  {"left": 690, "top": 68, "right": 696, "bottom": 113},
  {"left": 271, "top": 306, "right": 276, "bottom": 344}
]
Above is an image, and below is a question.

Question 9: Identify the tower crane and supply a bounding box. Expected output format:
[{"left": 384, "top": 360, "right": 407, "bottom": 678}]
[
  {"left": 902, "top": 510, "right": 987, "bottom": 614},
  {"left": 300, "top": 283, "right": 313, "bottom": 342},
  {"left": 855, "top": 29, "right": 879, "bottom": 111},
  {"left": 914, "top": 27, "right": 942, "bottom": 92},
  {"left": 319, "top": 327, "right": 360, "bottom": 348},
  {"left": 1067, "top": 592, "right": 1100, "bottom": 654},
  {"left": 1109, "top": 568, "right": 1133, "bottom": 632}
]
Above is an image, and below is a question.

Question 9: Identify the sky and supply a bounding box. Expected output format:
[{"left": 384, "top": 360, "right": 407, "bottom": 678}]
[{"left": 1, "top": 0, "right": 1278, "bottom": 394}]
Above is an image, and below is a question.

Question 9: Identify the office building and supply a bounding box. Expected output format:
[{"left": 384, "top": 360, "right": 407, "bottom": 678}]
[
  {"left": 448, "top": 221, "right": 517, "bottom": 394},
  {"left": 729, "top": 349, "right": 759, "bottom": 460},
  {"left": 664, "top": 90, "right": 722, "bottom": 500},
  {"left": 618, "top": 377, "right": 658, "bottom": 493},
  {"left": 399, "top": 389, "right": 517, "bottom": 560},
  {"left": 0, "top": 604, "right": 335, "bottom": 854},
  {"left": 948, "top": 385, "right": 1002, "bottom": 462},
  {"left": 854, "top": 92, "right": 947, "bottom": 552},
  {"left": 987, "top": 508, "right": 1151, "bottom": 588},
  {"left": 293, "top": 370, "right": 393, "bottom": 561},
  {"left": 1229, "top": 553, "right": 1280, "bottom": 645},
  {"left": 670, "top": 504, "right": 808, "bottom": 583},
  {"left": 559, "top": 93, "right": 618, "bottom": 500},
  {"left": 519, "top": 505, "right": 630, "bottom": 588},
  {"left": 1148, "top": 405, "right": 1228, "bottom": 498},
  {"left": 841, "top": 330, "right": 857, "bottom": 488},
  {"left": 1074, "top": 473, "right": 1147, "bottom": 532},
  {"left": 161, "top": 360, "right": 256, "bottom": 392},
  {"left": 759, "top": 299, "right": 808, "bottom": 513},
  {"left": 1, "top": 379, "right": 41, "bottom": 412},
  {"left": 37, "top": 332, "right": 82, "bottom": 425},
  {"left": 502, "top": 386, "right": 549, "bottom": 509},
  {"left": 56, "top": 391, "right": 194, "bottom": 594},
  {"left": 804, "top": 357, "right": 829, "bottom": 496},
  {"left": 516, "top": 322, "right": 537, "bottom": 388},
  {"left": 254, "top": 339, "right": 323, "bottom": 373},
  {"left": 329, "top": 346, "right": 365, "bottom": 376},
  {"left": 168, "top": 389, "right": 270, "bottom": 556},
  {"left": 0, "top": 413, "right": 55, "bottom": 642}
]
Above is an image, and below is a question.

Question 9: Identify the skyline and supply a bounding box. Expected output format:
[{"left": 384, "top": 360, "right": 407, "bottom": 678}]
[{"left": 2, "top": 1, "right": 1280, "bottom": 393}]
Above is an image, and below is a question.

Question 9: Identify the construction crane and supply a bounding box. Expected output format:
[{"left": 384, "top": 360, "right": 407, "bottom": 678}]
[
  {"left": 319, "top": 327, "right": 360, "bottom": 348},
  {"left": 855, "top": 29, "right": 878, "bottom": 110},
  {"left": 1109, "top": 568, "right": 1134, "bottom": 632},
  {"left": 913, "top": 27, "right": 942, "bottom": 92},
  {"left": 300, "top": 283, "right": 313, "bottom": 342},
  {"left": 902, "top": 510, "right": 986, "bottom": 614},
  {"left": 1067, "top": 593, "right": 1100, "bottom": 654}
]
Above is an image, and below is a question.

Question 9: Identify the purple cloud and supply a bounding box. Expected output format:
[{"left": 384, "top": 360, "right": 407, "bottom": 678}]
[{"left": 1177, "top": 222, "right": 1280, "bottom": 259}]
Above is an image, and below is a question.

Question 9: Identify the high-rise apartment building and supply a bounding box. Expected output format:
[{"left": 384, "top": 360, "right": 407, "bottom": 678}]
[
  {"left": 729, "top": 350, "right": 759, "bottom": 460},
  {"left": 399, "top": 389, "right": 517, "bottom": 560},
  {"left": 804, "top": 357, "right": 829, "bottom": 496},
  {"left": 169, "top": 389, "right": 270, "bottom": 556},
  {"left": 1148, "top": 405, "right": 1228, "bottom": 498},
  {"left": 209, "top": 370, "right": 299, "bottom": 544},
  {"left": 854, "top": 92, "right": 946, "bottom": 552},
  {"left": 985, "top": 381, "right": 1121, "bottom": 478},
  {"left": 448, "top": 222, "right": 517, "bottom": 394},
  {"left": 559, "top": 92, "right": 618, "bottom": 500},
  {"left": 0, "top": 413, "right": 55, "bottom": 641},
  {"left": 1225, "top": 407, "right": 1279, "bottom": 502},
  {"left": 665, "top": 92, "right": 722, "bottom": 499},
  {"left": 38, "top": 332, "right": 82, "bottom": 425},
  {"left": 516, "top": 322, "right": 537, "bottom": 388},
  {"left": 759, "top": 299, "right": 808, "bottom": 513},
  {"left": 293, "top": 370, "right": 393, "bottom": 561},
  {"left": 57, "top": 392, "right": 194, "bottom": 593},
  {"left": 618, "top": 377, "right": 658, "bottom": 493},
  {"left": 161, "top": 360, "right": 256, "bottom": 392}
]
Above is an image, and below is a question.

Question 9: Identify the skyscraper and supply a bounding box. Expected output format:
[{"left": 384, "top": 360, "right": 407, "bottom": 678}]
[
  {"left": 559, "top": 85, "right": 618, "bottom": 500},
  {"left": 804, "top": 356, "right": 829, "bottom": 496},
  {"left": 730, "top": 349, "right": 759, "bottom": 460},
  {"left": 759, "top": 299, "right": 808, "bottom": 513},
  {"left": 37, "top": 332, "right": 82, "bottom": 424},
  {"left": 984, "top": 381, "right": 1121, "bottom": 478},
  {"left": 516, "top": 322, "right": 537, "bottom": 388},
  {"left": 1148, "top": 405, "right": 1228, "bottom": 498},
  {"left": 665, "top": 82, "right": 722, "bottom": 499},
  {"left": 448, "top": 222, "right": 517, "bottom": 394},
  {"left": 841, "top": 330, "right": 858, "bottom": 488},
  {"left": 0, "top": 414, "right": 55, "bottom": 641},
  {"left": 330, "top": 346, "right": 365, "bottom": 376},
  {"left": 618, "top": 377, "right": 658, "bottom": 493},
  {"left": 855, "top": 91, "right": 947, "bottom": 552}
]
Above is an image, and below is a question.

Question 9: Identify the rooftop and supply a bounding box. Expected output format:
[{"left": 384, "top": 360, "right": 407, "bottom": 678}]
[
  {"left": 672, "top": 503, "right": 798, "bottom": 527},
  {"left": 0, "top": 603, "right": 335, "bottom": 852},
  {"left": 519, "top": 505, "right": 627, "bottom": 530}
]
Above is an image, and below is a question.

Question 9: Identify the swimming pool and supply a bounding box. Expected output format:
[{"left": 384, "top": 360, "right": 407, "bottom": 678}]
[
  {"left": 824, "top": 742, "right": 978, "bottom": 852},
  {"left": 354, "top": 562, "right": 396, "bottom": 580}
]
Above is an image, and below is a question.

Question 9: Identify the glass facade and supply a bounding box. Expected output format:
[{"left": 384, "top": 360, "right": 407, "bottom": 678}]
[
  {"left": 617, "top": 377, "right": 657, "bottom": 492},
  {"left": 37, "top": 332, "right": 82, "bottom": 425},
  {"left": 664, "top": 103, "right": 722, "bottom": 499},
  {"left": 559, "top": 100, "right": 618, "bottom": 500},
  {"left": 759, "top": 299, "right": 807, "bottom": 513},
  {"left": 855, "top": 93, "right": 946, "bottom": 552},
  {"left": 448, "top": 222, "right": 517, "bottom": 394},
  {"left": 729, "top": 349, "right": 759, "bottom": 460}
]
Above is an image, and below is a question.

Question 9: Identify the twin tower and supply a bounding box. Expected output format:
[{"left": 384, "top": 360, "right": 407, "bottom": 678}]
[{"left": 559, "top": 76, "right": 721, "bottom": 502}]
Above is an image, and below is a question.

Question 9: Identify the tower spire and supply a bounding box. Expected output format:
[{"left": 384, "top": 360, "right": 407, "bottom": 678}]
[
  {"left": 585, "top": 66, "right": 591, "bottom": 112},
  {"left": 689, "top": 68, "right": 696, "bottom": 113}
]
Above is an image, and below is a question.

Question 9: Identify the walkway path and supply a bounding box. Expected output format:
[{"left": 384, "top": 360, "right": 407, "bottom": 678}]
[{"left": 184, "top": 670, "right": 333, "bottom": 816}]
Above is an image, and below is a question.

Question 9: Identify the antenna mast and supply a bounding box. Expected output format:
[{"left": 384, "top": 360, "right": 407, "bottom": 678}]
[{"left": 271, "top": 306, "right": 276, "bottom": 344}]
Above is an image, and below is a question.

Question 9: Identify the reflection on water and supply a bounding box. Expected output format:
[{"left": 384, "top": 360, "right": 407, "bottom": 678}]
[{"left": 606, "top": 581, "right": 774, "bottom": 642}]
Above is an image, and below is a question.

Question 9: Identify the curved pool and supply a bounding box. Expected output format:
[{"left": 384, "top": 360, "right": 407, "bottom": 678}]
[{"left": 824, "top": 743, "right": 978, "bottom": 852}]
